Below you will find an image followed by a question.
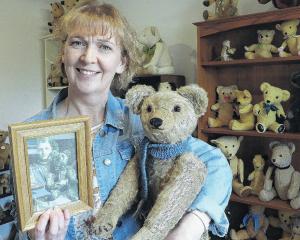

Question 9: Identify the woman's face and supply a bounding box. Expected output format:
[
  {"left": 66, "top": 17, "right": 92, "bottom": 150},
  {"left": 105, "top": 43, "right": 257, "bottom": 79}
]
[
  {"left": 62, "top": 32, "right": 125, "bottom": 95},
  {"left": 38, "top": 141, "right": 52, "bottom": 161}
]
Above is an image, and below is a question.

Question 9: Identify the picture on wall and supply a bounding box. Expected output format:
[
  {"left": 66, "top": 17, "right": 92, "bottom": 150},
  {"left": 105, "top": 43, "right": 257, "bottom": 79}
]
[{"left": 8, "top": 116, "right": 93, "bottom": 231}]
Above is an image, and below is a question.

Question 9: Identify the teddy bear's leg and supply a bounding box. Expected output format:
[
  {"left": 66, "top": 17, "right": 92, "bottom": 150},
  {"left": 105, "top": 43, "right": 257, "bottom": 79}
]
[
  {"left": 259, "top": 179, "right": 277, "bottom": 201},
  {"left": 279, "top": 51, "right": 292, "bottom": 57},
  {"left": 132, "top": 153, "right": 207, "bottom": 240},
  {"left": 245, "top": 52, "right": 256, "bottom": 59},
  {"left": 256, "top": 122, "right": 267, "bottom": 133},
  {"left": 208, "top": 117, "right": 223, "bottom": 127},
  {"left": 232, "top": 179, "right": 252, "bottom": 197},
  {"left": 230, "top": 119, "right": 254, "bottom": 131},
  {"left": 93, "top": 155, "right": 140, "bottom": 238},
  {"left": 269, "top": 122, "right": 285, "bottom": 133},
  {"left": 287, "top": 171, "right": 300, "bottom": 199},
  {"left": 230, "top": 229, "right": 250, "bottom": 240}
]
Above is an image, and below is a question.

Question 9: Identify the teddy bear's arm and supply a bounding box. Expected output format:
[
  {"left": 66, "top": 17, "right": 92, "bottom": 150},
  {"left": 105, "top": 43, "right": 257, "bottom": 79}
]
[
  {"left": 237, "top": 158, "right": 245, "bottom": 183},
  {"left": 287, "top": 170, "right": 300, "bottom": 199},
  {"left": 276, "top": 104, "right": 286, "bottom": 118},
  {"left": 244, "top": 44, "right": 257, "bottom": 52},
  {"left": 253, "top": 102, "right": 262, "bottom": 116},
  {"left": 239, "top": 104, "right": 253, "bottom": 114},
  {"left": 93, "top": 154, "right": 140, "bottom": 238},
  {"left": 270, "top": 44, "right": 279, "bottom": 53},
  {"left": 144, "top": 42, "right": 164, "bottom": 68},
  {"left": 278, "top": 40, "right": 288, "bottom": 52},
  {"left": 247, "top": 171, "right": 255, "bottom": 181},
  {"left": 211, "top": 103, "right": 220, "bottom": 111},
  {"left": 132, "top": 153, "right": 207, "bottom": 240}
]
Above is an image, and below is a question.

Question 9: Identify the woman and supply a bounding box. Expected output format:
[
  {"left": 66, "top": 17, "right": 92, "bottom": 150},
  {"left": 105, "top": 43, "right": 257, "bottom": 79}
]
[{"left": 27, "top": 1, "right": 232, "bottom": 239}]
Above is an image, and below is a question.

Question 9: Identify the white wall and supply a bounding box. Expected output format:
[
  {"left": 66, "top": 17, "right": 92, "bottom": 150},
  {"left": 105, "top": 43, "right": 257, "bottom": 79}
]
[{"left": 0, "top": 0, "right": 274, "bottom": 130}]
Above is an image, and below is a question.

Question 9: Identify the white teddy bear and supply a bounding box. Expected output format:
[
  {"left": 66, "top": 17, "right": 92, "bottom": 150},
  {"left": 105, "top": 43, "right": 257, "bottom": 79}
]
[
  {"left": 138, "top": 26, "right": 175, "bottom": 75},
  {"left": 259, "top": 141, "right": 300, "bottom": 209}
]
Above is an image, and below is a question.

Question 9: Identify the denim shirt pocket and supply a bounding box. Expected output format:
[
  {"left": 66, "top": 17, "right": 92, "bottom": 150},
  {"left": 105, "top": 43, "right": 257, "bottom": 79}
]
[{"left": 117, "top": 140, "right": 135, "bottom": 161}]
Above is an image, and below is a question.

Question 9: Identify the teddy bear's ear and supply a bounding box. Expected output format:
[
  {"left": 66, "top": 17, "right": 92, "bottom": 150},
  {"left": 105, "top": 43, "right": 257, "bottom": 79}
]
[
  {"left": 177, "top": 84, "right": 208, "bottom": 117},
  {"left": 216, "top": 86, "right": 224, "bottom": 95},
  {"left": 243, "top": 90, "right": 251, "bottom": 98},
  {"left": 238, "top": 136, "right": 244, "bottom": 143},
  {"left": 260, "top": 82, "right": 270, "bottom": 91},
  {"left": 275, "top": 23, "right": 281, "bottom": 31},
  {"left": 210, "top": 139, "right": 219, "bottom": 145},
  {"left": 281, "top": 90, "right": 291, "bottom": 101},
  {"left": 269, "top": 141, "right": 280, "bottom": 149},
  {"left": 287, "top": 142, "right": 296, "bottom": 154},
  {"left": 125, "top": 85, "right": 155, "bottom": 114},
  {"left": 293, "top": 19, "right": 300, "bottom": 26}
]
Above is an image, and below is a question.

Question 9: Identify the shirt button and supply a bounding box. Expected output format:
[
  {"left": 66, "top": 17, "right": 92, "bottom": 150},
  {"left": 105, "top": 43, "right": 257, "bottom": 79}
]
[
  {"left": 99, "top": 130, "right": 106, "bottom": 137},
  {"left": 103, "top": 159, "right": 111, "bottom": 166}
]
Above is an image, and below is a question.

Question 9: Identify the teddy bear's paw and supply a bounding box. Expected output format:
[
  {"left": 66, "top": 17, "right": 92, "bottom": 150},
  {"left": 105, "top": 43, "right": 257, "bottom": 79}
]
[
  {"left": 290, "top": 197, "right": 300, "bottom": 209},
  {"left": 259, "top": 190, "right": 274, "bottom": 202},
  {"left": 256, "top": 123, "right": 266, "bottom": 133},
  {"left": 277, "top": 124, "right": 285, "bottom": 133},
  {"left": 287, "top": 189, "right": 298, "bottom": 200}
]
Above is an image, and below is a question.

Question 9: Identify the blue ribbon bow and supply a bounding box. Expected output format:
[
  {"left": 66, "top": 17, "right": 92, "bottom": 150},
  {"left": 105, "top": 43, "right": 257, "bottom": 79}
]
[
  {"left": 242, "top": 213, "right": 261, "bottom": 232},
  {"left": 263, "top": 102, "right": 278, "bottom": 114}
]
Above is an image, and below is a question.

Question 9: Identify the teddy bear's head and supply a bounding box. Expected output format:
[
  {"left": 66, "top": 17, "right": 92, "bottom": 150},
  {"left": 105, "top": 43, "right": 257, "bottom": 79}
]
[
  {"left": 0, "top": 131, "right": 8, "bottom": 144},
  {"left": 138, "top": 26, "right": 161, "bottom": 48},
  {"left": 50, "top": 2, "right": 65, "bottom": 18},
  {"left": 235, "top": 89, "right": 252, "bottom": 106},
  {"left": 260, "top": 82, "right": 290, "bottom": 104},
  {"left": 292, "top": 217, "right": 300, "bottom": 235},
  {"left": 253, "top": 154, "right": 265, "bottom": 170},
  {"left": 61, "top": 0, "right": 80, "bottom": 11},
  {"left": 216, "top": 85, "right": 238, "bottom": 103},
  {"left": 257, "top": 29, "right": 275, "bottom": 44},
  {"left": 278, "top": 210, "right": 295, "bottom": 229},
  {"left": 125, "top": 84, "right": 208, "bottom": 144},
  {"left": 276, "top": 19, "right": 300, "bottom": 38},
  {"left": 269, "top": 141, "right": 295, "bottom": 168},
  {"left": 210, "top": 136, "right": 243, "bottom": 160}
]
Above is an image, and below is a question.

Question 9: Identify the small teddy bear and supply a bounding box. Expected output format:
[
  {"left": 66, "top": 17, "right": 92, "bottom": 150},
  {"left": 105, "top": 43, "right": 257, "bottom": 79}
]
[
  {"left": 230, "top": 205, "right": 269, "bottom": 240},
  {"left": 210, "top": 136, "right": 251, "bottom": 197},
  {"left": 220, "top": 40, "right": 236, "bottom": 61},
  {"left": 244, "top": 30, "right": 278, "bottom": 59},
  {"left": 248, "top": 154, "right": 265, "bottom": 196},
  {"left": 276, "top": 19, "right": 300, "bottom": 57},
  {"left": 229, "top": 89, "right": 255, "bottom": 131},
  {"left": 253, "top": 82, "right": 290, "bottom": 133},
  {"left": 259, "top": 141, "right": 300, "bottom": 209},
  {"left": 93, "top": 84, "right": 208, "bottom": 240},
  {"left": 137, "top": 26, "right": 175, "bottom": 75},
  {"left": 208, "top": 85, "right": 238, "bottom": 128},
  {"left": 0, "top": 130, "right": 10, "bottom": 171},
  {"left": 48, "top": 2, "right": 65, "bottom": 34},
  {"left": 202, "top": 0, "right": 239, "bottom": 21},
  {"left": 0, "top": 174, "right": 11, "bottom": 195}
]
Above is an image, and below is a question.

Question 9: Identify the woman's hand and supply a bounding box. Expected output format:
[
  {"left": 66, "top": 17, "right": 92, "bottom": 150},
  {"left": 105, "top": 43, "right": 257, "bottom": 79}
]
[
  {"left": 30, "top": 207, "right": 70, "bottom": 240},
  {"left": 165, "top": 211, "right": 209, "bottom": 240}
]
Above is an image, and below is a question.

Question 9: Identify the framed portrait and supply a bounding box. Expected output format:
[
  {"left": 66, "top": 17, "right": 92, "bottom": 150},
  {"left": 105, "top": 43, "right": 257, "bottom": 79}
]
[{"left": 8, "top": 116, "right": 93, "bottom": 231}]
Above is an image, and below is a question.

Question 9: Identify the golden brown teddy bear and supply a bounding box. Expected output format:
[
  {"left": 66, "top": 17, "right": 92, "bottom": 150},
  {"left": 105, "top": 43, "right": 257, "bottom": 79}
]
[
  {"left": 248, "top": 154, "right": 265, "bottom": 196},
  {"left": 93, "top": 84, "right": 208, "bottom": 240}
]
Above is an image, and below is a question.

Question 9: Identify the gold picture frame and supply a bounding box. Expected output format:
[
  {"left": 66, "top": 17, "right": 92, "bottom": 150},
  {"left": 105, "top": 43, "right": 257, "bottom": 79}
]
[{"left": 9, "top": 116, "right": 93, "bottom": 231}]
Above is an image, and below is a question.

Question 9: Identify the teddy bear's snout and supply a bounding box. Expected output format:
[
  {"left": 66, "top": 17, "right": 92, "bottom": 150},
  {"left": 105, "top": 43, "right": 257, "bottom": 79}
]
[{"left": 150, "top": 118, "right": 163, "bottom": 128}]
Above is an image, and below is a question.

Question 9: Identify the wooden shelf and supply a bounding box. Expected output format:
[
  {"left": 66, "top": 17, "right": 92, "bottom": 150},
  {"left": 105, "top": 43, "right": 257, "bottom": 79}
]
[
  {"left": 201, "top": 127, "right": 300, "bottom": 140},
  {"left": 201, "top": 56, "right": 300, "bottom": 67},
  {"left": 230, "top": 193, "right": 300, "bottom": 213}
]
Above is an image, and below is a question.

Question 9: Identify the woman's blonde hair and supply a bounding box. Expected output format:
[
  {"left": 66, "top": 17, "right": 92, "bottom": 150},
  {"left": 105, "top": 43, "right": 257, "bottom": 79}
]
[{"left": 55, "top": 1, "right": 140, "bottom": 89}]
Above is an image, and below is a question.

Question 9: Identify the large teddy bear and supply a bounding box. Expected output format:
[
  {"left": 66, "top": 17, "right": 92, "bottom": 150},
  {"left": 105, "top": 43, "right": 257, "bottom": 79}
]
[
  {"left": 229, "top": 89, "right": 255, "bottom": 131},
  {"left": 0, "top": 131, "right": 10, "bottom": 171},
  {"left": 244, "top": 30, "right": 278, "bottom": 59},
  {"left": 253, "top": 82, "right": 290, "bottom": 133},
  {"left": 230, "top": 205, "right": 269, "bottom": 240},
  {"left": 138, "top": 26, "right": 175, "bottom": 75},
  {"left": 259, "top": 141, "right": 300, "bottom": 209},
  {"left": 208, "top": 85, "right": 238, "bottom": 128},
  {"left": 211, "top": 136, "right": 251, "bottom": 197},
  {"left": 276, "top": 19, "right": 300, "bottom": 57},
  {"left": 93, "top": 84, "right": 208, "bottom": 240}
]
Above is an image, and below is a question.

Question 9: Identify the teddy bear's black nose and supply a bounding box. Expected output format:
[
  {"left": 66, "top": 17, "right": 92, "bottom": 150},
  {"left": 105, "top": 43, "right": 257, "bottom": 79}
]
[
  {"left": 272, "top": 159, "right": 276, "bottom": 163},
  {"left": 150, "top": 118, "right": 163, "bottom": 128}
]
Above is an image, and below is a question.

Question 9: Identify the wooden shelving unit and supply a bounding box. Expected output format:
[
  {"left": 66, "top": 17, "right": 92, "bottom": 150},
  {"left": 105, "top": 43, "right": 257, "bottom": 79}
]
[{"left": 194, "top": 5, "right": 300, "bottom": 230}]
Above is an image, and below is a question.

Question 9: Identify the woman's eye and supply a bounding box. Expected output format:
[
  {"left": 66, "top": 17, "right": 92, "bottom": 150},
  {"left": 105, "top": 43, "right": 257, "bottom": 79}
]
[
  {"left": 98, "top": 44, "right": 112, "bottom": 52},
  {"left": 70, "top": 40, "right": 85, "bottom": 48}
]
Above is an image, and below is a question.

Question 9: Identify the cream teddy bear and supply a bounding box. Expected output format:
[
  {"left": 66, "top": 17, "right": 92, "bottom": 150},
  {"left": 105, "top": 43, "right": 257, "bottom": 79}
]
[
  {"left": 248, "top": 154, "right": 265, "bottom": 196},
  {"left": 253, "top": 82, "right": 290, "bottom": 133},
  {"left": 208, "top": 85, "right": 238, "bottom": 128},
  {"left": 211, "top": 136, "right": 251, "bottom": 197},
  {"left": 138, "top": 26, "right": 175, "bottom": 75},
  {"left": 259, "top": 141, "right": 300, "bottom": 209},
  {"left": 244, "top": 30, "right": 278, "bottom": 59},
  {"left": 276, "top": 19, "right": 300, "bottom": 57},
  {"left": 93, "top": 84, "right": 208, "bottom": 240},
  {"left": 229, "top": 89, "right": 255, "bottom": 131},
  {"left": 230, "top": 205, "right": 269, "bottom": 240}
]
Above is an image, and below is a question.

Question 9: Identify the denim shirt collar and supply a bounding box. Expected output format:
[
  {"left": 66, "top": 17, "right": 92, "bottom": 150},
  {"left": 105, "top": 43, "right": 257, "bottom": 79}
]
[{"left": 49, "top": 87, "right": 125, "bottom": 130}]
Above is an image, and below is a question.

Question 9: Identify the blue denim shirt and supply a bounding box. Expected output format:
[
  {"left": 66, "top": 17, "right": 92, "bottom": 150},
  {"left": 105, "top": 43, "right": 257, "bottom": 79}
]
[{"left": 27, "top": 88, "right": 232, "bottom": 239}]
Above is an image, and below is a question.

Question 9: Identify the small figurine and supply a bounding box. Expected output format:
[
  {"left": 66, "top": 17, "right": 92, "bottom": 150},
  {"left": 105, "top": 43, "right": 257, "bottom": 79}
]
[{"left": 220, "top": 40, "right": 236, "bottom": 61}]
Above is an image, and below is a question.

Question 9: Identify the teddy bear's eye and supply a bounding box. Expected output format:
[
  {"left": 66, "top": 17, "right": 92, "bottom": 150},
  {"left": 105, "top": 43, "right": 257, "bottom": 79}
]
[
  {"left": 225, "top": 145, "right": 228, "bottom": 148},
  {"left": 279, "top": 154, "right": 283, "bottom": 157},
  {"left": 173, "top": 105, "right": 181, "bottom": 112},
  {"left": 265, "top": 91, "right": 268, "bottom": 94},
  {"left": 265, "top": 34, "right": 268, "bottom": 38},
  {"left": 232, "top": 145, "right": 235, "bottom": 148},
  {"left": 290, "top": 26, "right": 292, "bottom": 29},
  {"left": 276, "top": 96, "right": 279, "bottom": 99},
  {"left": 222, "top": 92, "right": 225, "bottom": 95},
  {"left": 243, "top": 96, "right": 246, "bottom": 99},
  {"left": 146, "top": 105, "right": 152, "bottom": 112}
]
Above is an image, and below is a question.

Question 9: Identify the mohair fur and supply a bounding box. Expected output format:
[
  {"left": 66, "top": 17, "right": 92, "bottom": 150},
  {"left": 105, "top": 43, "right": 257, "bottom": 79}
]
[
  {"left": 248, "top": 154, "right": 265, "bottom": 196},
  {"left": 93, "top": 84, "right": 208, "bottom": 240},
  {"left": 208, "top": 85, "right": 238, "bottom": 128},
  {"left": 0, "top": 131, "right": 10, "bottom": 170},
  {"left": 229, "top": 89, "right": 255, "bottom": 131},
  {"left": 259, "top": 141, "right": 300, "bottom": 209},
  {"left": 211, "top": 136, "right": 251, "bottom": 197},
  {"left": 253, "top": 82, "right": 290, "bottom": 133}
]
